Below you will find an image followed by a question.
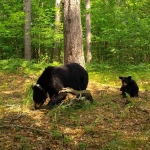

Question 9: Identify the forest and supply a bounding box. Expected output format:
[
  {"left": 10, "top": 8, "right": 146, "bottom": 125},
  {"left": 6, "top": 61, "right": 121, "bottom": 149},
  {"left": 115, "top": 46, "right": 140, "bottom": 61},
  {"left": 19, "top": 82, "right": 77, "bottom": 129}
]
[
  {"left": 0, "top": 0, "right": 150, "bottom": 149},
  {"left": 0, "top": 0, "right": 150, "bottom": 64}
]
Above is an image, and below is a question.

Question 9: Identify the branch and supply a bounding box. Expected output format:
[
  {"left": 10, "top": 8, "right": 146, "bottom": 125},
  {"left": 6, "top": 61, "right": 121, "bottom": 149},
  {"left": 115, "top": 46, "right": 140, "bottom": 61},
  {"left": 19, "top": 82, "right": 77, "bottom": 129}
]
[
  {"left": 10, "top": 111, "right": 23, "bottom": 123},
  {"left": 0, "top": 124, "right": 52, "bottom": 135},
  {"left": 59, "top": 87, "right": 93, "bottom": 103}
]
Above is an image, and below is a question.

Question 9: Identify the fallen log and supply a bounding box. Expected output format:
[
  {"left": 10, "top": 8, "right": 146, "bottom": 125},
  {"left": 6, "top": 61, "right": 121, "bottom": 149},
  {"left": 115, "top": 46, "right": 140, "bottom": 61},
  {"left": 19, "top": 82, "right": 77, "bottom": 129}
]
[{"left": 58, "top": 87, "right": 93, "bottom": 107}]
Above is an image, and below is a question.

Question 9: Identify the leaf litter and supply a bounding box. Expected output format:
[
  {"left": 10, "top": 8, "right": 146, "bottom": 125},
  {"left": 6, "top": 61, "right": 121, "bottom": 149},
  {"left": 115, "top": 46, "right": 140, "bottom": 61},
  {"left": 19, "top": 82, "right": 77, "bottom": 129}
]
[{"left": 0, "top": 74, "right": 150, "bottom": 149}]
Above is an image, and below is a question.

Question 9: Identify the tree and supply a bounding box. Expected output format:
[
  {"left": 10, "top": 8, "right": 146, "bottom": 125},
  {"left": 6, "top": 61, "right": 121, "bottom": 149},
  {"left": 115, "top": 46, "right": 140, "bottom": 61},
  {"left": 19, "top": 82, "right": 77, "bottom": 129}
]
[
  {"left": 85, "top": 0, "right": 92, "bottom": 63},
  {"left": 24, "top": 0, "right": 31, "bottom": 61},
  {"left": 54, "top": 0, "right": 61, "bottom": 62},
  {"left": 62, "top": 0, "right": 85, "bottom": 68}
]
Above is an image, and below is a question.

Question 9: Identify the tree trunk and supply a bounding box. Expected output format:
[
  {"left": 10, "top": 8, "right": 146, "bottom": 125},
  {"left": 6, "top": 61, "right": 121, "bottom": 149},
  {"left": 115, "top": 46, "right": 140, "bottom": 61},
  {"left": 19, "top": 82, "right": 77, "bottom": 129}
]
[
  {"left": 85, "top": 0, "right": 92, "bottom": 63},
  {"left": 54, "top": 0, "right": 61, "bottom": 62},
  {"left": 24, "top": 0, "right": 31, "bottom": 61},
  {"left": 62, "top": 0, "right": 85, "bottom": 68}
]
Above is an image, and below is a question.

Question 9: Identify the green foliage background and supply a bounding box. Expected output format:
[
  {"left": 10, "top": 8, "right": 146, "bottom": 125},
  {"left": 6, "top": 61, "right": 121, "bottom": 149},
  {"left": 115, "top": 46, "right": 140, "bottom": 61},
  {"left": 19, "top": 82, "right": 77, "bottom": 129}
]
[
  {"left": 91, "top": 0, "right": 150, "bottom": 64},
  {"left": 0, "top": 0, "right": 150, "bottom": 65}
]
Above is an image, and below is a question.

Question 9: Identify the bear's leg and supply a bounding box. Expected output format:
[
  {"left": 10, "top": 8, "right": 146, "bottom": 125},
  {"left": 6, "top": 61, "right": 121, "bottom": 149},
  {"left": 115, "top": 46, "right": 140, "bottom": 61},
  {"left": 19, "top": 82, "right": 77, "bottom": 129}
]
[
  {"left": 47, "top": 93, "right": 67, "bottom": 108},
  {"left": 121, "top": 86, "right": 128, "bottom": 97},
  {"left": 133, "top": 89, "right": 138, "bottom": 97},
  {"left": 122, "top": 92, "right": 126, "bottom": 98}
]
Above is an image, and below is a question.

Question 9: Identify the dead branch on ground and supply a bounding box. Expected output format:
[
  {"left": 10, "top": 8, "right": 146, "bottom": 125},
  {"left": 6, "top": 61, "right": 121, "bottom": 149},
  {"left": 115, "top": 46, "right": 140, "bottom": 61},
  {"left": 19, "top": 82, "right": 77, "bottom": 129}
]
[
  {"left": 10, "top": 111, "right": 23, "bottom": 123},
  {"left": 0, "top": 124, "right": 52, "bottom": 135},
  {"left": 58, "top": 87, "right": 93, "bottom": 107}
]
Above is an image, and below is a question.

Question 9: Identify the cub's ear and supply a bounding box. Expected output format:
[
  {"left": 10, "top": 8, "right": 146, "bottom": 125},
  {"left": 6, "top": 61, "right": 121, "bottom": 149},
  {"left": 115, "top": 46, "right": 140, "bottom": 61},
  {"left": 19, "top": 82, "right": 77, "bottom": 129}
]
[
  {"left": 128, "top": 76, "right": 132, "bottom": 80},
  {"left": 119, "top": 77, "right": 123, "bottom": 79}
]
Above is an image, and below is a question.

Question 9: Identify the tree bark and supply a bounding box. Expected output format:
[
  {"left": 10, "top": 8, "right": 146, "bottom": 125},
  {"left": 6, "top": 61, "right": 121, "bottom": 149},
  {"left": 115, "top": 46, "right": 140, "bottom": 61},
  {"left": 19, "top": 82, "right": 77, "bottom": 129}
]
[
  {"left": 85, "top": 0, "right": 92, "bottom": 63},
  {"left": 24, "top": 0, "right": 31, "bottom": 61},
  {"left": 54, "top": 0, "right": 61, "bottom": 62},
  {"left": 62, "top": 0, "right": 85, "bottom": 68}
]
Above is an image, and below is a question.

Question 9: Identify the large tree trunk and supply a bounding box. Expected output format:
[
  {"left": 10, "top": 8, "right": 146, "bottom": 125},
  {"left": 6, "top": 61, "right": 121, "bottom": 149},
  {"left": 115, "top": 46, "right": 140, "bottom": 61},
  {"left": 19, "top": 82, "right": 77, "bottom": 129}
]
[
  {"left": 54, "top": 0, "right": 61, "bottom": 62},
  {"left": 85, "top": 0, "right": 92, "bottom": 63},
  {"left": 24, "top": 0, "right": 31, "bottom": 61},
  {"left": 62, "top": 0, "right": 85, "bottom": 68}
]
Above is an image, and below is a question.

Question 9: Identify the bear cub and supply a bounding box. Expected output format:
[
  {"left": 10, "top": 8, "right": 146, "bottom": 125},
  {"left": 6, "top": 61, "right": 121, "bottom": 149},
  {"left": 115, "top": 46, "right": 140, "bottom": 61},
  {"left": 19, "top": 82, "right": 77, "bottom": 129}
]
[{"left": 119, "top": 76, "right": 139, "bottom": 98}]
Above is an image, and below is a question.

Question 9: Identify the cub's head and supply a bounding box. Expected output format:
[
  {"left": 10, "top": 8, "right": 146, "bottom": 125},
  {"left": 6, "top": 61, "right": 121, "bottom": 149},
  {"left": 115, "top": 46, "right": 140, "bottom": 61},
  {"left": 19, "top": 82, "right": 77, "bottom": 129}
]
[{"left": 119, "top": 76, "right": 132, "bottom": 87}]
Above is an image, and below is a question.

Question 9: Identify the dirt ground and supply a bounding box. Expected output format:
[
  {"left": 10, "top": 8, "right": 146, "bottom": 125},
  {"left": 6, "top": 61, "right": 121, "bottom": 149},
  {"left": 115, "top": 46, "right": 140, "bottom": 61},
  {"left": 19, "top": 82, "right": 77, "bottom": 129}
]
[{"left": 0, "top": 73, "right": 150, "bottom": 150}]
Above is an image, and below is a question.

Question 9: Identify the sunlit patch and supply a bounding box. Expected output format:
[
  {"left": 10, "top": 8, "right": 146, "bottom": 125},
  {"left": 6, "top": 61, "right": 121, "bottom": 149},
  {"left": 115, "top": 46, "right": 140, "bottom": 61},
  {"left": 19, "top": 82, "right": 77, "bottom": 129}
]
[
  {"left": 34, "top": 103, "right": 43, "bottom": 109},
  {"left": 59, "top": 126, "right": 84, "bottom": 140},
  {"left": 1, "top": 71, "right": 150, "bottom": 149}
]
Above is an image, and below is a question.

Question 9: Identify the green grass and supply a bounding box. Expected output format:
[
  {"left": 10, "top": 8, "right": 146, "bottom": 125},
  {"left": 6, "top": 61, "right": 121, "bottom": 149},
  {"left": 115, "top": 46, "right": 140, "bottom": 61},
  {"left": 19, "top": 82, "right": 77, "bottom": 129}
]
[
  {"left": 87, "top": 62, "right": 150, "bottom": 90},
  {"left": 1, "top": 59, "right": 150, "bottom": 86},
  {"left": 0, "top": 58, "right": 61, "bottom": 75},
  {"left": 1, "top": 59, "right": 150, "bottom": 149}
]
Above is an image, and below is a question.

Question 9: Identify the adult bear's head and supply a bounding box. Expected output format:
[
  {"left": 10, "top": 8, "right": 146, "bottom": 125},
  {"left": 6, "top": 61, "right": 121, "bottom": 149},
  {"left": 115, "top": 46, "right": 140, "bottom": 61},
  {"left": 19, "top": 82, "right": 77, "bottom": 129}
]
[{"left": 32, "top": 84, "right": 47, "bottom": 109}]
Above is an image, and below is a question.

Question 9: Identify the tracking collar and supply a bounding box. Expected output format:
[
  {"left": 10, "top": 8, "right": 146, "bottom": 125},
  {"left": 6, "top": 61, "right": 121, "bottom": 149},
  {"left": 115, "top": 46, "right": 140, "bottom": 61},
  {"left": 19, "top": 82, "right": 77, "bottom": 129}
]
[{"left": 35, "top": 84, "right": 46, "bottom": 93}]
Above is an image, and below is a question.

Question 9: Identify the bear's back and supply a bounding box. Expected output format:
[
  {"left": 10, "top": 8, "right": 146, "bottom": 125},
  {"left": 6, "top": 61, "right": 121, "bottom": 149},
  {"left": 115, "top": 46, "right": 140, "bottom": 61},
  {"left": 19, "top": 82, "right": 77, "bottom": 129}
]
[{"left": 37, "top": 63, "right": 88, "bottom": 91}]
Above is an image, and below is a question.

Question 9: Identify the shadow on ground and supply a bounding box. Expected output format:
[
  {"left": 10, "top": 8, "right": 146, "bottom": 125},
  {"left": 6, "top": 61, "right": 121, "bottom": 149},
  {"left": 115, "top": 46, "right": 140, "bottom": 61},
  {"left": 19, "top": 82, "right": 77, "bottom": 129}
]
[{"left": 0, "top": 74, "right": 150, "bottom": 149}]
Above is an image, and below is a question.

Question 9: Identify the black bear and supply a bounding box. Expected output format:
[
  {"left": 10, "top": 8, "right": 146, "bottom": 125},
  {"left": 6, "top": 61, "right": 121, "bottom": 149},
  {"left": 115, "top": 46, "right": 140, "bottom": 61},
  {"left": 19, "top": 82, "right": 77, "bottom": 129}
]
[
  {"left": 119, "top": 76, "right": 139, "bottom": 98},
  {"left": 32, "top": 63, "right": 88, "bottom": 109}
]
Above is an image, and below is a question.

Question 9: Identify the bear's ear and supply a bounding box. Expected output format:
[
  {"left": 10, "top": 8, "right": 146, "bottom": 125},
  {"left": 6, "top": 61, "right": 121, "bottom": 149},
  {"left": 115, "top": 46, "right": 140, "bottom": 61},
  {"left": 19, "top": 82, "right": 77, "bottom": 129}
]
[
  {"left": 119, "top": 77, "right": 123, "bottom": 79},
  {"left": 128, "top": 76, "right": 132, "bottom": 80}
]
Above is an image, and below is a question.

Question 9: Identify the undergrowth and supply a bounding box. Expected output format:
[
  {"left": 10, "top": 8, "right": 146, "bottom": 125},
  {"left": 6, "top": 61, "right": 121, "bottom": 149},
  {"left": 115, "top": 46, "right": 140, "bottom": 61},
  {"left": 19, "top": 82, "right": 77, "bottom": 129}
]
[{"left": 1, "top": 59, "right": 150, "bottom": 149}]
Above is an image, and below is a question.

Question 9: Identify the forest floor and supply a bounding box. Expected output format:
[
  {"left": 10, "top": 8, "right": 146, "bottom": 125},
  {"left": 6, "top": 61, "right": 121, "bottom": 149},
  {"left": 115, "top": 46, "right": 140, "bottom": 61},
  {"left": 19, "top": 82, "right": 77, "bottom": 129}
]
[{"left": 0, "top": 73, "right": 150, "bottom": 150}]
